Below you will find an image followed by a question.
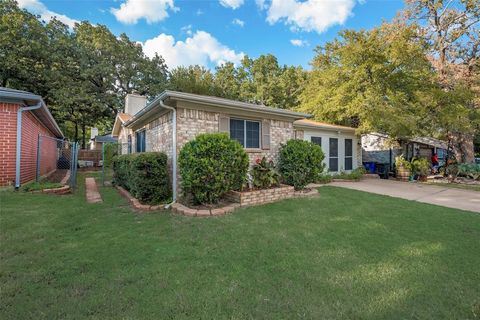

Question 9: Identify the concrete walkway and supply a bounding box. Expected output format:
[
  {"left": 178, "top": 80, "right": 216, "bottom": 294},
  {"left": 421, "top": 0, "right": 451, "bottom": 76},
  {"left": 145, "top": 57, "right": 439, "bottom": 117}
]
[
  {"left": 326, "top": 179, "right": 480, "bottom": 213},
  {"left": 85, "top": 177, "right": 102, "bottom": 203}
]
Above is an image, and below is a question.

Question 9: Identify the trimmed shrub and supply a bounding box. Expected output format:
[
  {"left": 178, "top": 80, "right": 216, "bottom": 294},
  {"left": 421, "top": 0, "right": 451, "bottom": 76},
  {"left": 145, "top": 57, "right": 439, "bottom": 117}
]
[
  {"left": 179, "top": 133, "right": 249, "bottom": 204},
  {"left": 113, "top": 152, "right": 171, "bottom": 204},
  {"left": 279, "top": 139, "right": 326, "bottom": 190}
]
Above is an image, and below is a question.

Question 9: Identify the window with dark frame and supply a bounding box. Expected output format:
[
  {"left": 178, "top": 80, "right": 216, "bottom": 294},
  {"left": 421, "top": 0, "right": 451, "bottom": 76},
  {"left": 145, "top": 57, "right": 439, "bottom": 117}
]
[
  {"left": 345, "top": 138, "right": 353, "bottom": 170},
  {"left": 229, "top": 119, "right": 260, "bottom": 148},
  {"left": 329, "top": 138, "right": 338, "bottom": 172},
  {"left": 127, "top": 135, "right": 132, "bottom": 154},
  {"left": 135, "top": 130, "right": 146, "bottom": 153},
  {"left": 311, "top": 136, "right": 322, "bottom": 146}
]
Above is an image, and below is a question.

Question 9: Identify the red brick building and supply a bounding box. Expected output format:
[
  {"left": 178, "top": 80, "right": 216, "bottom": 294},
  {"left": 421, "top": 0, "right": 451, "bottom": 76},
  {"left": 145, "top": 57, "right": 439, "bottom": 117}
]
[{"left": 0, "top": 87, "right": 64, "bottom": 187}]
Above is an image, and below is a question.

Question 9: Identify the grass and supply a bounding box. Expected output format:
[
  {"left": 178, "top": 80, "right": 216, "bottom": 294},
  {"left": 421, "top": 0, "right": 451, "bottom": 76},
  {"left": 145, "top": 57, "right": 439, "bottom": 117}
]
[
  {"left": 19, "top": 180, "right": 63, "bottom": 192},
  {"left": 1, "top": 173, "right": 479, "bottom": 319}
]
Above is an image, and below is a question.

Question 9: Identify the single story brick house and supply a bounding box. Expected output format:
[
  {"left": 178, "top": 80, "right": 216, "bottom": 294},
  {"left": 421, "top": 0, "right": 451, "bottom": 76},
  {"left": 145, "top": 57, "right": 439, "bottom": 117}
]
[
  {"left": 0, "top": 87, "right": 64, "bottom": 187},
  {"left": 112, "top": 91, "right": 361, "bottom": 200}
]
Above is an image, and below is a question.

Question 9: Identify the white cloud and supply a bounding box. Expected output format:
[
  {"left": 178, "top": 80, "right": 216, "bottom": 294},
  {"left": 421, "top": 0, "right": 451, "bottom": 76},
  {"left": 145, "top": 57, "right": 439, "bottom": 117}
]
[
  {"left": 143, "top": 31, "right": 245, "bottom": 68},
  {"left": 232, "top": 18, "right": 245, "bottom": 27},
  {"left": 111, "top": 0, "right": 177, "bottom": 24},
  {"left": 181, "top": 24, "right": 193, "bottom": 35},
  {"left": 219, "top": 0, "right": 244, "bottom": 9},
  {"left": 17, "top": 0, "right": 78, "bottom": 28},
  {"left": 262, "top": 0, "right": 356, "bottom": 34},
  {"left": 196, "top": 9, "right": 204, "bottom": 15},
  {"left": 290, "top": 39, "right": 309, "bottom": 47}
]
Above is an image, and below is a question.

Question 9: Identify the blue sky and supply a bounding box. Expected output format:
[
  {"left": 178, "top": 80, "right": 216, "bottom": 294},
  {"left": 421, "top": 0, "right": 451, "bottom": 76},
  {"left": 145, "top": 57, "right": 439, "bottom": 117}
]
[{"left": 18, "top": 0, "right": 405, "bottom": 69}]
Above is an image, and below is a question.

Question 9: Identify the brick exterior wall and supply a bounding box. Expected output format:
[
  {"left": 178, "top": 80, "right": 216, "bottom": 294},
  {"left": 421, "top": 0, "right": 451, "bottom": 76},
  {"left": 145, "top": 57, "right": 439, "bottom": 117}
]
[
  {"left": 20, "top": 110, "right": 58, "bottom": 184},
  {"left": 0, "top": 103, "right": 18, "bottom": 186},
  {"left": 175, "top": 106, "right": 295, "bottom": 166},
  {"left": 0, "top": 102, "right": 58, "bottom": 186},
  {"left": 123, "top": 102, "right": 297, "bottom": 195}
]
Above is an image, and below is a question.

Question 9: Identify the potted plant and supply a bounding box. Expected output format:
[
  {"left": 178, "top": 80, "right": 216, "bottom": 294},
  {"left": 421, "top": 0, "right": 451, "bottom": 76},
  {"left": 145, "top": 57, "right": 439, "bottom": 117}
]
[
  {"left": 395, "top": 155, "right": 412, "bottom": 181},
  {"left": 411, "top": 158, "right": 430, "bottom": 182}
]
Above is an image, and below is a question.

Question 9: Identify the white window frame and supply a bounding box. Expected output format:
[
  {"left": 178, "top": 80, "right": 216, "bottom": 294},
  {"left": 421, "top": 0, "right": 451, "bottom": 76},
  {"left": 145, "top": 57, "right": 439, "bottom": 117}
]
[{"left": 230, "top": 118, "right": 261, "bottom": 149}]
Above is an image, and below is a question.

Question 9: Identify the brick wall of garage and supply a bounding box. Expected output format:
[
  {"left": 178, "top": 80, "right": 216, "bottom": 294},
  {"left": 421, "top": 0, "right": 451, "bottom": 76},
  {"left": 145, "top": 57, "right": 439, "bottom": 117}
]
[
  {"left": 0, "top": 103, "right": 19, "bottom": 186},
  {"left": 20, "top": 110, "right": 57, "bottom": 184},
  {"left": 0, "top": 102, "right": 58, "bottom": 186}
]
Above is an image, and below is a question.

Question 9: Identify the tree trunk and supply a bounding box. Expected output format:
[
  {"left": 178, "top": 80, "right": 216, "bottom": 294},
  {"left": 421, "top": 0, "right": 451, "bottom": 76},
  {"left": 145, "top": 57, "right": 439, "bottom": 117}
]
[
  {"left": 450, "top": 132, "right": 475, "bottom": 163},
  {"left": 81, "top": 123, "right": 86, "bottom": 150}
]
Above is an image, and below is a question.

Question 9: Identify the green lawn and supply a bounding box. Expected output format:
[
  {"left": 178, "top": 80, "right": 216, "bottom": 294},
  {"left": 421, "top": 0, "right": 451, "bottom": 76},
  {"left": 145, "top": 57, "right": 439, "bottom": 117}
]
[{"left": 1, "top": 174, "right": 479, "bottom": 319}]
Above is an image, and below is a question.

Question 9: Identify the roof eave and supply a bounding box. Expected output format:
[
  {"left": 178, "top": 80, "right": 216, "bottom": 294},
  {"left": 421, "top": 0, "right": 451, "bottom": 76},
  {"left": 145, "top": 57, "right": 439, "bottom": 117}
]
[
  {"left": 0, "top": 89, "right": 64, "bottom": 138},
  {"left": 124, "top": 90, "right": 311, "bottom": 127},
  {"left": 293, "top": 123, "right": 356, "bottom": 133}
]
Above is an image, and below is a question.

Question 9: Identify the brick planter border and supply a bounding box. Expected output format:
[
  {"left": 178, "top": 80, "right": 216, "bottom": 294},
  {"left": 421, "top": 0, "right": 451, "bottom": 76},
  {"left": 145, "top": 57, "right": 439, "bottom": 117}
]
[
  {"left": 173, "top": 185, "right": 318, "bottom": 217},
  {"left": 116, "top": 186, "right": 166, "bottom": 211},
  {"left": 116, "top": 185, "right": 318, "bottom": 216},
  {"left": 226, "top": 184, "right": 296, "bottom": 207},
  {"left": 171, "top": 202, "right": 240, "bottom": 217}
]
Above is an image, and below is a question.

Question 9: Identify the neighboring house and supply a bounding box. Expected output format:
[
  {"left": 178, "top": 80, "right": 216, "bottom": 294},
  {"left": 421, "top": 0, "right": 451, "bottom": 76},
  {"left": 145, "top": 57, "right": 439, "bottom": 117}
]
[
  {"left": 0, "top": 87, "right": 64, "bottom": 187},
  {"left": 89, "top": 134, "right": 118, "bottom": 150},
  {"left": 112, "top": 91, "right": 361, "bottom": 200},
  {"left": 362, "top": 133, "right": 449, "bottom": 170}
]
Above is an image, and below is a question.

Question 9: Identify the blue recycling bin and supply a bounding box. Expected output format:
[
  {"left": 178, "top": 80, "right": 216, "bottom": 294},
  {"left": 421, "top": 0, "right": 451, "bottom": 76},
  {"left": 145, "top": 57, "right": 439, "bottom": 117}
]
[{"left": 363, "top": 162, "right": 376, "bottom": 173}]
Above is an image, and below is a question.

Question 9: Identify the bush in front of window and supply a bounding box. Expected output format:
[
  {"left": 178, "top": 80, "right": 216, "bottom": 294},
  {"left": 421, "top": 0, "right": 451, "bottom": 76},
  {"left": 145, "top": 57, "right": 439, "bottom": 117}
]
[
  {"left": 179, "top": 133, "right": 249, "bottom": 204},
  {"left": 113, "top": 152, "right": 171, "bottom": 204},
  {"left": 279, "top": 139, "right": 326, "bottom": 190}
]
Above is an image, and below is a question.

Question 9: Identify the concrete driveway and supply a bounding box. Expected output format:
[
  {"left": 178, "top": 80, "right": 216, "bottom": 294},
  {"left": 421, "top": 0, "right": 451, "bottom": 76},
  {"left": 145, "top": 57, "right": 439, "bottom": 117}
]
[{"left": 326, "top": 179, "right": 480, "bottom": 213}]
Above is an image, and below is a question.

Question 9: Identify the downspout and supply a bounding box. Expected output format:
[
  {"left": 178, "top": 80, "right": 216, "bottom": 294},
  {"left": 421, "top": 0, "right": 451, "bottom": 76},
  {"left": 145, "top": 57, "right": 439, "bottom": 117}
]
[
  {"left": 15, "top": 102, "right": 42, "bottom": 189},
  {"left": 159, "top": 100, "right": 177, "bottom": 205}
]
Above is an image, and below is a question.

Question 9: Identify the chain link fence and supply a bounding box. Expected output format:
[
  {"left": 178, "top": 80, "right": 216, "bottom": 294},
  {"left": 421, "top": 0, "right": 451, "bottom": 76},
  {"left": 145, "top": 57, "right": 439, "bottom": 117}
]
[{"left": 36, "top": 135, "right": 79, "bottom": 190}]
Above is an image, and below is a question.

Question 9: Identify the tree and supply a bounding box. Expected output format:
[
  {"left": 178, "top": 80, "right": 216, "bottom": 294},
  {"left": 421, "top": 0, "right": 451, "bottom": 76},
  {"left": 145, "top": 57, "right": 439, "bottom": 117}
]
[
  {"left": 169, "top": 65, "right": 218, "bottom": 96},
  {"left": 0, "top": 0, "right": 50, "bottom": 94},
  {"left": 403, "top": 0, "right": 480, "bottom": 162},
  {"left": 299, "top": 25, "right": 435, "bottom": 138}
]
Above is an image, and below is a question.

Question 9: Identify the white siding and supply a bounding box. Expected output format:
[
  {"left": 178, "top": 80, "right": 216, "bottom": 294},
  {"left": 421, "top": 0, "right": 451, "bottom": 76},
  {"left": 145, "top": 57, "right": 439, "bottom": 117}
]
[{"left": 303, "top": 129, "right": 359, "bottom": 173}]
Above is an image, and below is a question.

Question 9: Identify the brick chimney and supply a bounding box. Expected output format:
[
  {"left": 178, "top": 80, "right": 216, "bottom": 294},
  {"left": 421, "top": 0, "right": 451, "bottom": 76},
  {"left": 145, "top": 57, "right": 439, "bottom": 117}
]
[{"left": 124, "top": 93, "right": 147, "bottom": 116}]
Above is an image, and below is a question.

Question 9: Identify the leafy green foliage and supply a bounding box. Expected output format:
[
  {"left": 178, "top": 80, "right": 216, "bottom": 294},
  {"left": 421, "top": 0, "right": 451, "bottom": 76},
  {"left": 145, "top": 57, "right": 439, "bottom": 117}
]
[
  {"left": 169, "top": 55, "right": 306, "bottom": 110},
  {"left": 333, "top": 168, "right": 367, "bottom": 181},
  {"left": 0, "top": 0, "right": 169, "bottom": 144},
  {"left": 179, "top": 133, "right": 249, "bottom": 204},
  {"left": 299, "top": 25, "right": 434, "bottom": 137},
  {"left": 113, "top": 153, "right": 171, "bottom": 204},
  {"left": 395, "top": 155, "right": 412, "bottom": 171},
  {"left": 457, "top": 163, "right": 480, "bottom": 180},
  {"left": 251, "top": 157, "right": 281, "bottom": 189},
  {"left": 411, "top": 158, "right": 430, "bottom": 176},
  {"left": 279, "top": 140, "right": 325, "bottom": 190}
]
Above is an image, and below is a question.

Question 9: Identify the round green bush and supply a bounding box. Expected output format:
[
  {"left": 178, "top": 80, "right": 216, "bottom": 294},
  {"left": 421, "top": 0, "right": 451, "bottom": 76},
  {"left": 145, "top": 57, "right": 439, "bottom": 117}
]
[
  {"left": 179, "top": 133, "right": 249, "bottom": 204},
  {"left": 279, "top": 139, "right": 326, "bottom": 190}
]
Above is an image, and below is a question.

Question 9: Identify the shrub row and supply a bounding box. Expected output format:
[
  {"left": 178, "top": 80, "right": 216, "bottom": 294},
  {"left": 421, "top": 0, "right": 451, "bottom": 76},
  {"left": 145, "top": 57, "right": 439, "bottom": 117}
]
[{"left": 113, "top": 152, "right": 171, "bottom": 204}]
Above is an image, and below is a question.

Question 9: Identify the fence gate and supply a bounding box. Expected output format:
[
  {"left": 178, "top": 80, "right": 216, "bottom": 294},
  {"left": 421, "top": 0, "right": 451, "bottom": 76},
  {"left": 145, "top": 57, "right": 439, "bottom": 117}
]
[{"left": 36, "top": 135, "right": 79, "bottom": 190}]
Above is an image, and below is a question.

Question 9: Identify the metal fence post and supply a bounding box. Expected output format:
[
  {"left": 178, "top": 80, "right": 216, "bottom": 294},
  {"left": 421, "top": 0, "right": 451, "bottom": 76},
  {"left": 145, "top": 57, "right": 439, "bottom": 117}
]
[
  {"left": 102, "top": 142, "right": 105, "bottom": 186},
  {"left": 36, "top": 134, "right": 41, "bottom": 182}
]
